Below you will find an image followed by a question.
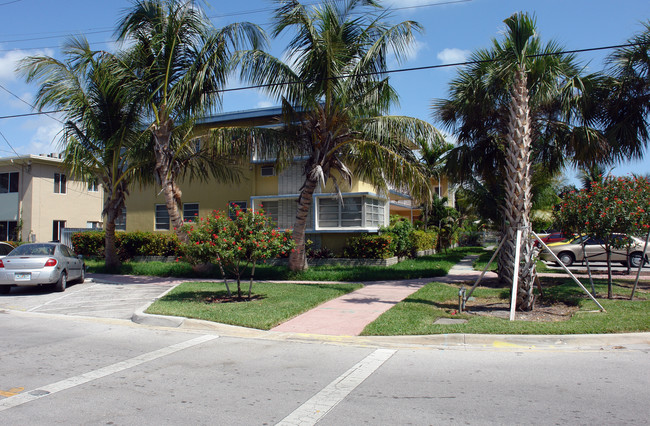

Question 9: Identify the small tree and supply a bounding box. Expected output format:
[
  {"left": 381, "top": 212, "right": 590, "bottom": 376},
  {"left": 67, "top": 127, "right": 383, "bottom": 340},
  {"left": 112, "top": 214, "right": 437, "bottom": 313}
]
[
  {"left": 554, "top": 175, "right": 650, "bottom": 297},
  {"left": 183, "top": 206, "right": 294, "bottom": 299}
]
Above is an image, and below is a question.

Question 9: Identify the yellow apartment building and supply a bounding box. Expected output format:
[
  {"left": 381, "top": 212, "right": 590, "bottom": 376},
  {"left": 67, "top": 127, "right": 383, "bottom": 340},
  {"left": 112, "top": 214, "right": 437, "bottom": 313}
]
[{"left": 123, "top": 106, "right": 454, "bottom": 253}]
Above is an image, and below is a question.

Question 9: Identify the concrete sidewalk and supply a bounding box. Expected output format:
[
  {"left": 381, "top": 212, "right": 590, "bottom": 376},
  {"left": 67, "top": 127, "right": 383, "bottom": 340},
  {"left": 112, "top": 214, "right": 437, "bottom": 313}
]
[{"left": 270, "top": 255, "right": 493, "bottom": 335}]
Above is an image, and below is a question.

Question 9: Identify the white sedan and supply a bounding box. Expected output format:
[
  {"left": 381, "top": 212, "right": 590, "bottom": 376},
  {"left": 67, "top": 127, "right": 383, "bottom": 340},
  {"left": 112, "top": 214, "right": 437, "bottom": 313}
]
[{"left": 0, "top": 243, "right": 85, "bottom": 294}]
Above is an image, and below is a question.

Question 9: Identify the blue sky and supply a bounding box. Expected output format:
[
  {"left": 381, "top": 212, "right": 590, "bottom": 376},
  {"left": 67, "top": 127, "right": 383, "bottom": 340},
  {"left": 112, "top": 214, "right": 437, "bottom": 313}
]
[{"left": 0, "top": 0, "right": 648, "bottom": 182}]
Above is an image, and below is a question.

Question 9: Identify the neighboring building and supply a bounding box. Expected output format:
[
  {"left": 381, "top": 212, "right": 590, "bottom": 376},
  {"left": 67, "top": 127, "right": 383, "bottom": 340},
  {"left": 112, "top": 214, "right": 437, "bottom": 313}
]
[
  {"left": 0, "top": 154, "right": 104, "bottom": 242},
  {"left": 124, "top": 106, "right": 454, "bottom": 253}
]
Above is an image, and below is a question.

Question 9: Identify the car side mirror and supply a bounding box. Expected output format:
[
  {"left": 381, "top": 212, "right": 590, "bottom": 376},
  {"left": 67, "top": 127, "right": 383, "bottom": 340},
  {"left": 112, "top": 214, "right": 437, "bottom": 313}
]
[{"left": 77, "top": 255, "right": 84, "bottom": 260}]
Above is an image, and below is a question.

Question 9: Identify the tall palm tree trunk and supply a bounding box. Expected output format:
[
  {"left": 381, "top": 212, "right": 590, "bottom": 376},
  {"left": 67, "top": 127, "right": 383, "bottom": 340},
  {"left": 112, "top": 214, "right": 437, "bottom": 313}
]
[
  {"left": 153, "top": 122, "right": 188, "bottom": 244},
  {"left": 104, "top": 217, "right": 120, "bottom": 271},
  {"left": 288, "top": 176, "right": 319, "bottom": 271},
  {"left": 499, "top": 65, "right": 536, "bottom": 311}
]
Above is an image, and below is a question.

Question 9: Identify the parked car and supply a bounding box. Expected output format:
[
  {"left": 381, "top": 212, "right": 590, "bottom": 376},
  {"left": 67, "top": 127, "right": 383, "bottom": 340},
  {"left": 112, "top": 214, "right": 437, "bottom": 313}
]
[
  {"left": 540, "top": 234, "right": 650, "bottom": 267},
  {"left": 534, "top": 231, "right": 569, "bottom": 247},
  {"left": 0, "top": 242, "right": 13, "bottom": 258},
  {"left": 0, "top": 243, "right": 85, "bottom": 294}
]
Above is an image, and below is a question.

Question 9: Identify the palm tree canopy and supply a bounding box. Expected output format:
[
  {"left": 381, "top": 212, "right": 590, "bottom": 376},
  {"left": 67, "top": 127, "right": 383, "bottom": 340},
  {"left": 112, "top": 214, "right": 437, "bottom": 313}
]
[
  {"left": 599, "top": 20, "right": 650, "bottom": 160},
  {"left": 433, "top": 12, "right": 612, "bottom": 211},
  {"left": 234, "top": 0, "right": 439, "bottom": 202},
  {"left": 116, "top": 0, "right": 266, "bottom": 126},
  {"left": 18, "top": 37, "right": 146, "bottom": 211}
]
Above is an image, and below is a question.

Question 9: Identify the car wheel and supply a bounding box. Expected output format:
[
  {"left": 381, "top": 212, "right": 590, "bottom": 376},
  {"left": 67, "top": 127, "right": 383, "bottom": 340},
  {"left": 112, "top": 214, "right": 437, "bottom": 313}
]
[
  {"left": 74, "top": 267, "right": 86, "bottom": 284},
  {"left": 629, "top": 252, "right": 646, "bottom": 269},
  {"left": 55, "top": 272, "right": 67, "bottom": 292},
  {"left": 0, "top": 286, "right": 10, "bottom": 295},
  {"left": 558, "top": 252, "right": 574, "bottom": 267}
]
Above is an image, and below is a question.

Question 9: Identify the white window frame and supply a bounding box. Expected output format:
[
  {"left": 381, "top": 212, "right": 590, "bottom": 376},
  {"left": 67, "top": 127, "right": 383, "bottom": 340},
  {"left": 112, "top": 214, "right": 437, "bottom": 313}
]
[
  {"left": 316, "top": 195, "right": 387, "bottom": 230},
  {"left": 183, "top": 203, "right": 200, "bottom": 222},
  {"left": 54, "top": 173, "right": 66, "bottom": 194},
  {"left": 228, "top": 201, "right": 247, "bottom": 219},
  {"left": 0, "top": 172, "right": 19, "bottom": 194},
  {"left": 155, "top": 204, "right": 170, "bottom": 230}
]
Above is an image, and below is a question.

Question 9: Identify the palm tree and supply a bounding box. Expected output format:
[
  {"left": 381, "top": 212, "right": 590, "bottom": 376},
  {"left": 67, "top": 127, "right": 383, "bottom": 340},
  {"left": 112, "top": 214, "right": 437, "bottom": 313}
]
[
  {"left": 417, "top": 138, "right": 454, "bottom": 229},
  {"left": 600, "top": 20, "right": 650, "bottom": 160},
  {"left": 433, "top": 13, "right": 613, "bottom": 310},
  {"left": 234, "top": 0, "right": 438, "bottom": 271},
  {"left": 18, "top": 38, "right": 146, "bottom": 270},
  {"left": 115, "top": 0, "right": 265, "bottom": 242}
]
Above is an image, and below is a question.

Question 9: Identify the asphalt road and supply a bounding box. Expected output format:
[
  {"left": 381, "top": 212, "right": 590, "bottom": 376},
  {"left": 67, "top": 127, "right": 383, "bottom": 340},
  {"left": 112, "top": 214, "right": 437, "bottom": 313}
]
[{"left": 1, "top": 309, "right": 649, "bottom": 425}]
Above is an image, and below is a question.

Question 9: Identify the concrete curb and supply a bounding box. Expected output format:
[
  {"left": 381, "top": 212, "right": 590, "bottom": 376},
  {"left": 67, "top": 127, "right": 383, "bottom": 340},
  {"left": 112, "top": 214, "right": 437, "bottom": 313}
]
[{"left": 130, "top": 298, "right": 650, "bottom": 350}]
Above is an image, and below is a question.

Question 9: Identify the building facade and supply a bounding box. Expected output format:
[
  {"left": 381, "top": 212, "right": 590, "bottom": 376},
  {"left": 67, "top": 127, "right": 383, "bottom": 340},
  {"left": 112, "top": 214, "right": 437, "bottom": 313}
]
[
  {"left": 0, "top": 154, "right": 104, "bottom": 242},
  {"left": 123, "top": 106, "right": 454, "bottom": 253}
]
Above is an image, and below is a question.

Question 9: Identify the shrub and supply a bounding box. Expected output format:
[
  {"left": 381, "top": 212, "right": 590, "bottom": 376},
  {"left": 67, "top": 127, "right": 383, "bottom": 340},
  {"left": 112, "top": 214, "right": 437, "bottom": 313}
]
[
  {"left": 380, "top": 216, "right": 414, "bottom": 258},
  {"left": 182, "top": 206, "right": 295, "bottom": 298},
  {"left": 71, "top": 230, "right": 182, "bottom": 260},
  {"left": 410, "top": 230, "right": 437, "bottom": 253},
  {"left": 72, "top": 231, "right": 105, "bottom": 257},
  {"left": 343, "top": 234, "right": 394, "bottom": 259},
  {"left": 120, "top": 232, "right": 181, "bottom": 258}
]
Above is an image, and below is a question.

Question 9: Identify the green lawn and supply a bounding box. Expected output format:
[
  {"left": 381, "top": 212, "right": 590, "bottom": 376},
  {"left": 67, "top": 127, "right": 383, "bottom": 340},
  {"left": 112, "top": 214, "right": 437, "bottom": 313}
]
[
  {"left": 472, "top": 249, "right": 552, "bottom": 273},
  {"left": 87, "top": 246, "right": 487, "bottom": 282},
  {"left": 361, "top": 278, "right": 650, "bottom": 335},
  {"left": 146, "top": 281, "right": 362, "bottom": 329}
]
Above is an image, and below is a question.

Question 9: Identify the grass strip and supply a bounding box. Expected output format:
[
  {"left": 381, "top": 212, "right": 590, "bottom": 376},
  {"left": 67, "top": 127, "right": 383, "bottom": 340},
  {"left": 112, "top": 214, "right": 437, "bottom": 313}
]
[
  {"left": 361, "top": 278, "right": 650, "bottom": 335},
  {"left": 146, "top": 281, "right": 362, "bottom": 330},
  {"left": 87, "top": 246, "right": 487, "bottom": 282}
]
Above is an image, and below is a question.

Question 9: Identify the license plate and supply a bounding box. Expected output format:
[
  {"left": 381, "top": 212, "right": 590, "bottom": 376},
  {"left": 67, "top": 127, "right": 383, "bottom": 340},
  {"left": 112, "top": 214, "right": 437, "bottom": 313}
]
[{"left": 15, "top": 273, "right": 31, "bottom": 281}]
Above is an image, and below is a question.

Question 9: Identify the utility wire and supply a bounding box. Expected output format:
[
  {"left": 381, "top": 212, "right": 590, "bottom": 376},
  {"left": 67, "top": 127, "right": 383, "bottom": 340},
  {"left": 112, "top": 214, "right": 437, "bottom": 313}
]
[
  {"left": 0, "top": 0, "right": 471, "bottom": 47},
  {"left": 0, "top": 40, "right": 647, "bottom": 121},
  {"left": 0, "top": 83, "right": 65, "bottom": 124}
]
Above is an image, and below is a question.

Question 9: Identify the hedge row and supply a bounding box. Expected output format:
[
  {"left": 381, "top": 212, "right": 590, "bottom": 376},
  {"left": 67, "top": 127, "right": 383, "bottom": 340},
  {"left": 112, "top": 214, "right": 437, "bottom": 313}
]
[{"left": 71, "top": 231, "right": 181, "bottom": 260}]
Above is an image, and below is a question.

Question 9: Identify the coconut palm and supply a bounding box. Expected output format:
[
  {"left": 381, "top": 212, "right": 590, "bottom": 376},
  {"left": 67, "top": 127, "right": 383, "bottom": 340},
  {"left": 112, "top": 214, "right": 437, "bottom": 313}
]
[
  {"left": 233, "top": 0, "right": 438, "bottom": 270},
  {"left": 18, "top": 37, "right": 147, "bottom": 270},
  {"left": 433, "top": 13, "right": 614, "bottom": 310},
  {"left": 115, "top": 0, "right": 265, "bottom": 242}
]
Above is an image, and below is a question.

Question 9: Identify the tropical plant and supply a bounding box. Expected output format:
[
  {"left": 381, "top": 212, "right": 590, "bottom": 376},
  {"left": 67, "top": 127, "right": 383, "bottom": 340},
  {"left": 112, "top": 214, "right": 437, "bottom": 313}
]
[
  {"left": 18, "top": 37, "right": 146, "bottom": 270},
  {"left": 115, "top": 0, "right": 265, "bottom": 242},
  {"left": 433, "top": 13, "right": 617, "bottom": 310},
  {"left": 416, "top": 137, "right": 454, "bottom": 229},
  {"left": 182, "top": 206, "right": 295, "bottom": 299},
  {"left": 231, "top": 0, "right": 438, "bottom": 271},
  {"left": 554, "top": 175, "right": 650, "bottom": 297},
  {"left": 600, "top": 20, "right": 650, "bottom": 161}
]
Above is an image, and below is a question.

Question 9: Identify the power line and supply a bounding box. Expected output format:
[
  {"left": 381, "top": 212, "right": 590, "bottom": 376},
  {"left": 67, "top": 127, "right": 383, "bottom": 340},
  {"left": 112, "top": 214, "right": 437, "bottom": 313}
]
[
  {"left": 0, "top": 83, "right": 64, "bottom": 124},
  {"left": 0, "top": 40, "right": 646, "bottom": 121},
  {"left": 0, "top": 0, "right": 471, "bottom": 50}
]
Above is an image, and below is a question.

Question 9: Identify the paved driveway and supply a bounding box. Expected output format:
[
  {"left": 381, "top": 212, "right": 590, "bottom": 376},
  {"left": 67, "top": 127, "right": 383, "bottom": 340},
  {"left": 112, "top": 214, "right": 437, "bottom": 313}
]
[{"left": 0, "top": 275, "right": 179, "bottom": 319}]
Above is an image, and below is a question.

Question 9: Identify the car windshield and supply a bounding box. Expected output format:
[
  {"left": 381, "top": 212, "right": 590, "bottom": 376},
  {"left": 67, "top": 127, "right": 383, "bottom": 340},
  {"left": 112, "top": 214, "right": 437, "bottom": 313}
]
[{"left": 8, "top": 244, "right": 56, "bottom": 256}]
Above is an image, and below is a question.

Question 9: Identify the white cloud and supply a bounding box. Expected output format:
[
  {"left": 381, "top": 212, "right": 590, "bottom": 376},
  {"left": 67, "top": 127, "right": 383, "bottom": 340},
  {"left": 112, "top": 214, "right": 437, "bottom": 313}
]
[
  {"left": 21, "top": 116, "right": 63, "bottom": 154},
  {"left": 383, "top": 0, "right": 440, "bottom": 7},
  {"left": 403, "top": 40, "right": 426, "bottom": 62},
  {"left": 256, "top": 100, "right": 274, "bottom": 109},
  {"left": 436, "top": 48, "right": 471, "bottom": 65},
  {"left": 0, "top": 48, "right": 54, "bottom": 84}
]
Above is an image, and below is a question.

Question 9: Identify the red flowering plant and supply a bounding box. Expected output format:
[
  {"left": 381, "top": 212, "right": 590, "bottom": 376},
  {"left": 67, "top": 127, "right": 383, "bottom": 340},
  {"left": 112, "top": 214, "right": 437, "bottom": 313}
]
[
  {"left": 182, "top": 205, "right": 295, "bottom": 299},
  {"left": 553, "top": 175, "right": 650, "bottom": 297}
]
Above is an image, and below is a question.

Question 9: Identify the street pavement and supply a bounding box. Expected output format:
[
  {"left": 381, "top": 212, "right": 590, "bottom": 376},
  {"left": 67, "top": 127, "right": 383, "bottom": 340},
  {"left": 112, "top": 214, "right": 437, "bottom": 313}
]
[
  {"left": 2, "top": 258, "right": 649, "bottom": 424},
  {"left": 0, "top": 257, "right": 649, "bottom": 350}
]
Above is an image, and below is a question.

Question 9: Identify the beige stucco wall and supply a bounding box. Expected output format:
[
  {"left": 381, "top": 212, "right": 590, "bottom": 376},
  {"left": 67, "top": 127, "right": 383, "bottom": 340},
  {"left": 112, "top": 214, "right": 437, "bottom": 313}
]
[{"left": 25, "top": 160, "right": 104, "bottom": 242}]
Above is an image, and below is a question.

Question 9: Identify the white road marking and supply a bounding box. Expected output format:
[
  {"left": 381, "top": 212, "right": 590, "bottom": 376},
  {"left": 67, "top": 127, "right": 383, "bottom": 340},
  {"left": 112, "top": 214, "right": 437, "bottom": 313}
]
[
  {"left": 276, "top": 348, "right": 396, "bottom": 426},
  {"left": 26, "top": 284, "right": 100, "bottom": 312},
  {"left": 0, "top": 334, "right": 218, "bottom": 412}
]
